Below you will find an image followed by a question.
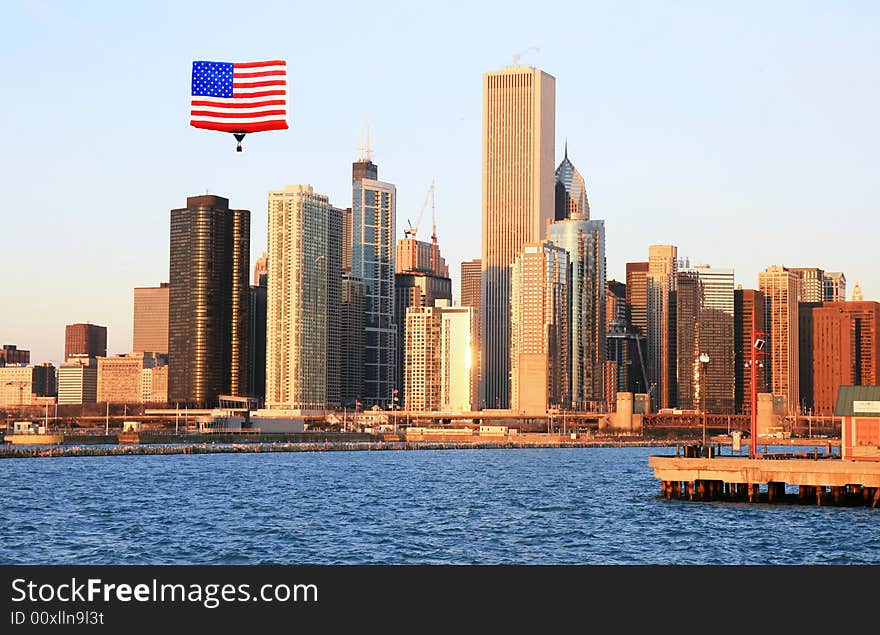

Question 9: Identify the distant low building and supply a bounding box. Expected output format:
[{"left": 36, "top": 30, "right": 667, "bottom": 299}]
[{"left": 0, "top": 344, "right": 30, "bottom": 367}]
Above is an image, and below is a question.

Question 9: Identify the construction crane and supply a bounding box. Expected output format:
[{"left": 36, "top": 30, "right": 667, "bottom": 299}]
[{"left": 404, "top": 180, "right": 435, "bottom": 241}]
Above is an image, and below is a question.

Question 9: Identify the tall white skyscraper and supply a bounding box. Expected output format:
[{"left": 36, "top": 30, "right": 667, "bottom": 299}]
[
  {"left": 481, "top": 65, "right": 556, "bottom": 410},
  {"left": 265, "top": 185, "right": 341, "bottom": 410}
]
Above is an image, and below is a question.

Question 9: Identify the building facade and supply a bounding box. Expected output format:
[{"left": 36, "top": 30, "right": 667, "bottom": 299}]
[
  {"left": 64, "top": 323, "right": 107, "bottom": 360},
  {"left": 133, "top": 283, "right": 169, "bottom": 355},
  {"left": 341, "top": 274, "right": 367, "bottom": 408},
  {"left": 265, "top": 185, "right": 341, "bottom": 410},
  {"left": 647, "top": 245, "right": 678, "bottom": 409},
  {"left": 758, "top": 265, "right": 801, "bottom": 413},
  {"left": 57, "top": 357, "right": 98, "bottom": 405},
  {"left": 510, "top": 242, "right": 568, "bottom": 413},
  {"left": 734, "top": 288, "right": 767, "bottom": 414},
  {"left": 168, "top": 195, "right": 250, "bottom": 406},
  {"left": 675, "top": 266, "right": 735, "bottom": 413},
  {"left": 97, "top": 352, "right": 159, "bottom": 403},
  {"left": 0, "top": 345, "right": 29, "bottom": 367},
  {"left": 481, "top": 65, "right": 555, "bottom": 410},
  {"left": 351, "top": 160, "right": 397, "bottom": 408}
]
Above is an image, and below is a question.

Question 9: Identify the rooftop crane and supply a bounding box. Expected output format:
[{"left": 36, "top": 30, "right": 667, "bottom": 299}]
[{"left": 404, "top": 180, "right": 435, "bottom": 241}]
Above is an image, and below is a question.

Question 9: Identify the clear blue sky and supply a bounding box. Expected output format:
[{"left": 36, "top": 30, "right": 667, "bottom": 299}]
[{"left": 3, "top": 1, "right": 878, "bottom": 365}]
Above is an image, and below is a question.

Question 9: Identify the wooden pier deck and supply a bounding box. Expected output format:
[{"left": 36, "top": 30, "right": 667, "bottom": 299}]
[{"left": 649, "top": 455, "right": 880, "bottom": 507}]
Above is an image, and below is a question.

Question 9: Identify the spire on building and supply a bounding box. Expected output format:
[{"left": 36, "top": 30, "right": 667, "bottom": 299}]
[
  {"left": 554, "top": 145, "right": 590, "bottom": 221},
  {"left": 853, "top": 282, "right": 864, "bottom": 301}
]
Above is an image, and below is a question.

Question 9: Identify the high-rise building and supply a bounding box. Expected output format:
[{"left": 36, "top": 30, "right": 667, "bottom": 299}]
[
  {"left": 811, "top": 301, "right": 880, "bottom": 415},
  {"left": 168, "top": 195, "right": 250, "bottom": 406},
  {"left": 510, "top": 242, "right": 568, "bottom": 413},
  {"left": 675, "top": 266, "right": 735, "bottom": 413},
  {"left": 824, "top": 271, "right": 846, "bottom": 302},
  {"left": 790, "top": 267, "right": 825, "bottom": 303},
  {"left": 142, "top": 365, "right": 168, "bottom": 404},
  {"left": 481, "top": 65, "right": 555, "bottom": 410},
  {"left": 548, "top": 148, "right": 605, "bottom": 410},
  {"left": 797, "top": 301, "right": 823, "bottom": 413},
  {"left": 404, "top": 300, "right": 476, "bottom": 413},
  {"left": 647, "top": 245, "right": 678, "bottom": 409},
  {"left": 460, "top": 258, "right": 482, "bottom": 406},
  {"left": 734, "top": 288, "right": 767, "bottom": 414},
  {"left": 394, "top": 235, "right": 452, "bottom": 405},
  {"left": 342, "top": 207, "right": 353, "bottom": 273},
  {"left": 253, "top": 252, "right": 269, "bottom": 286},
  {"left": 351, "top": 155, "right": 397, "bottom": 408},
  {"left": 758, "top": 265, "right": 801, "bottom": 413},
  {"left": 0, "top": 366, "right": 35, "bottom": 407},
  {"left": 248, "top": 281, "right": 267, "bottom": 404},
  {"left": 57, "top": 357, "right": 97, "bottom": 405},
  {"left": 64, "top": 323, "right": 107, "bottom": 360},
  {"left": 32, "top": 363, "right": 56, "bottom": 397},
  {"left": 97, "top": 352, "right": 159, "bottom": 404},
  {"left": 625, "top": 261, "right": 650, "bottom": 394},
  {"left": 265, "top": 185, "right": 342, "bottom": 410},
  {"left": 341, "top": 274, "right": 366, "bottom": 408},
  {"left": 133, "top": 283, "right": 169, "bottom": 355},
  {"left": 605, "top": 280, "right": 631, "bottom": 405},
  {"left": 0, "top": 345, "right": 29, "bottom": 367}
]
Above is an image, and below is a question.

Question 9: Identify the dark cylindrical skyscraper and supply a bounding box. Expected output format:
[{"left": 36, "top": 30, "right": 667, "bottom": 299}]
[{"left": 168, "top": 195, "right": 250, "bottom": 406}]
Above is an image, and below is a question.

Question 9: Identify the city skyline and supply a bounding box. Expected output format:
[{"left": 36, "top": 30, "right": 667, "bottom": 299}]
[{"left": 4, "top": 2, "right": 880, "bottom": 365}]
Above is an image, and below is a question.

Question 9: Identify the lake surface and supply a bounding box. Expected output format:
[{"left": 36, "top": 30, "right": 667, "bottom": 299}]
[{"left": 2, "top": 446, "right": 877, "bottom": 565}]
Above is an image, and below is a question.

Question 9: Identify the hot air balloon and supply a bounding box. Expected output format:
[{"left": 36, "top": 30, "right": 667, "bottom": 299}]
[{"left": 190, "top": 59, "right": 288, "bottom": 151}]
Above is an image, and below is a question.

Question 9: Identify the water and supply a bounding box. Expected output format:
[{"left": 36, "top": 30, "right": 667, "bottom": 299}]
[{"left": 2, "top": 446, "right": 877, "bottom": 565}]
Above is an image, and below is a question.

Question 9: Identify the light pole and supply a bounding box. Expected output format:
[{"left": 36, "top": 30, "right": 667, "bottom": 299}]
[{"left": 699, "top": 352, "right": 710, "bottom": 454}]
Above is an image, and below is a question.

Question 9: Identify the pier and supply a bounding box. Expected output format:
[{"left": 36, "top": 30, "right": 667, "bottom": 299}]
[{"left": 649, "top": 451, "right": 880, "bottom": 507}]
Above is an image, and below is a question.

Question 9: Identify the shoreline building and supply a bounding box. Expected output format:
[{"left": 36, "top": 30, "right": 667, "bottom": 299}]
[
  {"left": 64, "top": 323, "right": 107, "bottom": 360},
  {"left": 647, "top": 245, "right": 678, "bottom": 409},
  {"left": 810, "top": 301, "right": 879, "bottom": 415},
  {"left": 675, "top": 266, "right": 735, "bottom": 413},
  {"left": 548, "top": 146, "right": 605, "bottom": 411},
  {"left": 481, "top": 65, "right": 556, "bottom": 410},
  {"left": 341, "top": 274, "right": 367, "bottom": 409},
  {"left": 403, "top": 300, "right": 476, "bottom": 413},
  {"left": 97, "top": 352, "right": 162, "bottom": 404},
  {"left": 0, "top": 345, "right": 30, "bottom": 367},
  {"left": 57, "top": 356, "right": 97, "bottom": 405},
  {"left": 758, "top": 265, "right": 801, "bottom": 414},
  {"left": 133, "top": 284, "right": 169, "bottom": 355},
  {"left": 351, "top": 152, "right": 397, "bottom": 408},
  {"left": 249, "top": 268, "right": 268, "bottom": 405},
  {"left": 168, "top": 195, "right": 250, "bottom": 406},
  {"left": 394, "top": 226, "right": 452, "bottom": 406},
  {"left": 460, "top": 258, "right": 482, "bottom": 402},
  {"left": 510, "top": 241, "right": 568, "bottom": 413},
  {"left": 265, "top": 185, "right": 342, "bottom": 411},
  {"left": 625, "top": 262, "right": 650, "bottom": 394},
  {"left": 734, "top": 287, "right": 767, "bottom": 414}
]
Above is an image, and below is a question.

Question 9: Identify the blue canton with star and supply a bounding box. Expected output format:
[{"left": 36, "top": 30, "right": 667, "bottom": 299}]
[{"left": 191, "top": 61, "right": 234, "bottom": 97}]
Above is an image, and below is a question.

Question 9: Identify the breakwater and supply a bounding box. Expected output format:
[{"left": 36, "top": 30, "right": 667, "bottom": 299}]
[{"left": 1, "top": 438, "right": 681, "bottom": 459}]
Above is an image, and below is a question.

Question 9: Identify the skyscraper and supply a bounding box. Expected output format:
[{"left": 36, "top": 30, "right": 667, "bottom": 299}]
[
  {"left": 168, "top": 195, "right": 250, "bottom": 406},
  {"left": 133, "top": 283, "right": 169, "bottom": 355},
  {"left": 404, "top": 300, "right": 476, "bottom": 413},
  {"left": 253, "top": 252, "right": 269, "bottom": 286},
  {"left": 811, "top": 301, "right": 880, "bottom": 415},
  {"left": 394, "top": 235, "right": 451, "bottom": 405},
  {"left": 647, "top": 245, "right": 678, "bottom": 409},
  {"left": 548, "top": 147, "right": 605, "bottom": 410},
  {"left": 734, "top": 288, "right": 767, "bottom": 414},
  {"left": 823, "top": 271, "right": 846, "bottom": 302},
  {"left": 510, "top": 241, "right": 568, "bottom": 413},
  {"left": 625, "top": 261, "right": 650, "bottom": 394},
  {"left": 341, "top": 274, "right": 367, "bottom": 409},
  {"left": 460, "top": 257, "right": 482, "bottom": 406},
  {"left": 265, "top": 185, "right": 341, "bottom": 410},
  {"left": 351, "top": 154, "right": 397, "bottom": 408},
  {"left": 481, "top": 65, "right": 555, "bottom": 409},
  {"left": 64, "top": 323, "right": 107, "bottom": 360},
  {"left": 758, "top": 265, "right": 801, "bottom": 413},
  {"left": 675, "top": 266, "right": 735, "bottom": 413},
  {"left": 790, "top": 267, "right": 825, "bottom": 303},
  {"left": 248, "top": 276, "right": 267, "bottom": 404}
]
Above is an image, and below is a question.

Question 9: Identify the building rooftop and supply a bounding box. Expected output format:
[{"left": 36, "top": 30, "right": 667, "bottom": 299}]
[{"left": 835, "top": 385, "right": 880, "bottom": 416}]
